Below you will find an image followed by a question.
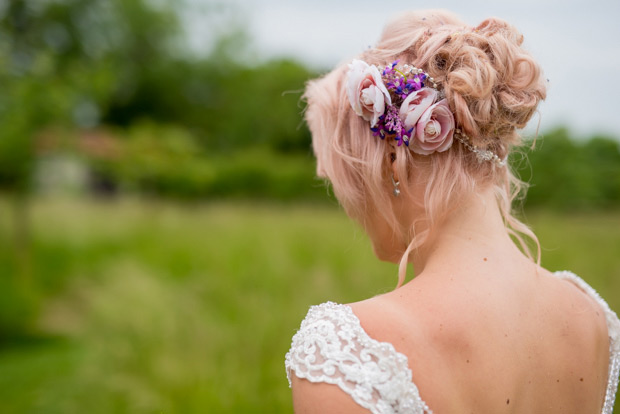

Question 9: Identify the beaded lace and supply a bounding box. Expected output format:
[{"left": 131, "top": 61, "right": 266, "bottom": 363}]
[
  {"left": 285, "top": 301, "right": 431, "bottom": 413},
  {"left": 285, "top": 271, "right": 620, "bottom": 414}
]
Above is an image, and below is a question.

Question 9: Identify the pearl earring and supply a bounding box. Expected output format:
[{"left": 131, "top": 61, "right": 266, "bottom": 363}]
[{"left": 391, "top": 175, "right": 400, "bottom": 197}]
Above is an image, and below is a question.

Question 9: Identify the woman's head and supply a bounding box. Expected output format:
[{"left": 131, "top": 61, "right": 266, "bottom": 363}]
[{"left": 305, "top": 10, "right": 546, "bottom": 285}]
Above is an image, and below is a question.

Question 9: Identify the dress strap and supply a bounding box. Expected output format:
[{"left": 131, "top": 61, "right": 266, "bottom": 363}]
[
  {"left": 285, "top": 301, "right": 432, "bottom": 414},
  {"left": 553, "top": 270, "right": 620, "bottom": 413}
]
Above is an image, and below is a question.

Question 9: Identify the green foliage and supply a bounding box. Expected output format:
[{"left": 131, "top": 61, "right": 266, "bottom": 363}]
[
  {"left": 102, "top": 56, "right": 316, "bottom": 153},
  {"left": 0, "top": 275, "right": 39, "bottom": 339},
  {"left": 88, "top": 122, "right": 325, "bottom": 200},
  {"left": 0, "top": 0, "right": 185, "bottom": 190},
  {"left": 515, "top": 128, "right": 620, "bottom": 209},
  {"left": 204, "top": 149, "right": 324, "bottom": 200},
  {"left": 0, "top": 0, "right": 320, "bottom": 199},
  {"left": 93, "top": 122, "right": 216, "bottom": 197},
  {"left": 197, "top": 59, "right": 315, "bottom": 153}
]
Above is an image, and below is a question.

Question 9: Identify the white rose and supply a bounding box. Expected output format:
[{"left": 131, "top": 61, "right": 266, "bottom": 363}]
[
  {"left": 410, "top": 99, "right": 455, "bottom": 155},
  {"left": 346, "top": 59, "right": 392, "bottom": 127},
  {"left": 399, "top": 87, "right": 438, "bottom": 131}
]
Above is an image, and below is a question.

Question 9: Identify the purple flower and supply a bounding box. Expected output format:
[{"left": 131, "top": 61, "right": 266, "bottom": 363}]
[
  {"left": 384, "top": 105, "right": 400, "bottom": 130},
  {"left": 375, "top": 104, "right": 413, "bottom": 146},
  {"left": 382, "top": 60, "right": 400, "bottom": 77}
]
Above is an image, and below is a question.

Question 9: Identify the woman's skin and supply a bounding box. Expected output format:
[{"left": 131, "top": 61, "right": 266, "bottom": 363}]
[{"left": 291, "top": 164, "right": 610, "bottom": 413}]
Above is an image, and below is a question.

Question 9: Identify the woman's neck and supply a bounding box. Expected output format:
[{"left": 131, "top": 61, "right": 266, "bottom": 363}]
[{"left": 411, "top": 187, "right": 529, "bottom": 277}]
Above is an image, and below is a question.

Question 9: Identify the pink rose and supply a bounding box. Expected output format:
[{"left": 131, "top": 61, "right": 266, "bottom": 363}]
[
  {"left": 399, "top": 87, "right": 437, "bottom": 131},
  {"left": 346, "top": 59, "right": 392, "bottom": 127},
  {"left": 410, "top": 99, "right": 455, "bottom": 155}
]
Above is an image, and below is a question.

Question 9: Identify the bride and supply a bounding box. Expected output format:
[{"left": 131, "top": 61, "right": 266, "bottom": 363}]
[{"left": 285, "top": 10, "right": 619, "bottom": 414}]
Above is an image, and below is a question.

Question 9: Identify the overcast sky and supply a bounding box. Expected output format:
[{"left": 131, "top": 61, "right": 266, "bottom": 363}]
[{"left": 189, "top": 0, "right": 620, "bottom": 139}]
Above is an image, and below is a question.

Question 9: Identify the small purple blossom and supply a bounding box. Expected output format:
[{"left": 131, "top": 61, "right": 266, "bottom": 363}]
[
  {"left": 382, "top": 61, "right": 430, "bottom": 99},
  {"left": 406, "top": 73, "right": 426, "bottom": 91},
  {"left": 370, "top": 104, "right": 413, "bottom": 146},
  {"left": 384, "top": 105, "right": 401, "bottom": 131},
  {"left": 382, "top": 60, "right": 399, "bottom": 77}
]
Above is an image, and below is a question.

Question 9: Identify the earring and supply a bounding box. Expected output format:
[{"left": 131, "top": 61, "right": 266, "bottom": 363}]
[
  {"left": 391, "top": 175, "right": 400, "bottom": 197},
  {"left": 389, "top": 153, "right": 400, "bottom": 197}
]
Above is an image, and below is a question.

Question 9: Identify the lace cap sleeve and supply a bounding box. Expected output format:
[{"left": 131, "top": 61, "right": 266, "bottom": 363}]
[{"left": 285, "top": 302, "right": 431, "bottom": 414}]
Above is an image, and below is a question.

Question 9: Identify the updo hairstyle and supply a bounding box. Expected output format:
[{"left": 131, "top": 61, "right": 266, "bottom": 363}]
[{"left": 304, "top": 10, "right": 547, "bottom": 286}]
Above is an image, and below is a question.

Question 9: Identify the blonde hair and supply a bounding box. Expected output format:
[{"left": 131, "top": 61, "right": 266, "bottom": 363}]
[{"left": 304, "top": 10, "right": 547, "bottom": 287}]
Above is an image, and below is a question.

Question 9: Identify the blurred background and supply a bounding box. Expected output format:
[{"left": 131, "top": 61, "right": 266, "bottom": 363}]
[{"left": 0, "top": 0, "right": 619, "bottom": 412}]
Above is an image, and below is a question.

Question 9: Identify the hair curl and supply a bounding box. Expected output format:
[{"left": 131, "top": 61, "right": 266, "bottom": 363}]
[{"left": 304, "top": 10, "right": 547, "bottom": 286}]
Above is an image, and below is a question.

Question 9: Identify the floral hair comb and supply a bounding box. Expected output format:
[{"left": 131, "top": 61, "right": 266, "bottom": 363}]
[{"left": 346, "top": 59, "right": 506, "bottom": 166}]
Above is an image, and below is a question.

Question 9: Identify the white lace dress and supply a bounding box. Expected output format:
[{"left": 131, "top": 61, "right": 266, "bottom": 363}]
[{"left": 285, "top": 271, "right": 620, "bottom": 414}]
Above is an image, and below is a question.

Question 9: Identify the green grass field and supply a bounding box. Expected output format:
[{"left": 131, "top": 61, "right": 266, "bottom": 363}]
[{"left": 0, "top": 197, "right": 618, "bottom": 413}]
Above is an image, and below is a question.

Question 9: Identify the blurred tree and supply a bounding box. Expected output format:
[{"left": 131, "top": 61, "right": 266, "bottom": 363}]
[
  {"left": 198, "top": 59, "right": 315, "bottom": 153},
  {"left": 0, "top": 0, "right": 187, "bottom": 336},
  {"left": 0, "top": 0, "right": 77, "bottom": 297},
  {"left": 516, "top": 128, "right": 620, "bottom": 210},
  {"left": 582, "top": 136, "right": 620, "bottom": 205},
  {"left": 0, "top": 0, "right": 188, "bottom": 129}
]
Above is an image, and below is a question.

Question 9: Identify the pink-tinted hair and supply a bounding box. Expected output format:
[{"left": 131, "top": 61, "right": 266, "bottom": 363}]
[{"left": 304, "top": 10, "right": 547, "bottom": 287}]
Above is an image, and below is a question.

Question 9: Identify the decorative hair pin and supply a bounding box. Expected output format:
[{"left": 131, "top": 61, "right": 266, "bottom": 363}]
[{"left": 346, "top": 59, "right": 506, "bottom": 167}]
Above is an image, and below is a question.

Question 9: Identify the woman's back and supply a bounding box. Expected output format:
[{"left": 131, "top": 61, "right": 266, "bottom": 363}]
[{"left": 348, "top": 265, "right": 611, "bottom": 413}]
